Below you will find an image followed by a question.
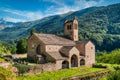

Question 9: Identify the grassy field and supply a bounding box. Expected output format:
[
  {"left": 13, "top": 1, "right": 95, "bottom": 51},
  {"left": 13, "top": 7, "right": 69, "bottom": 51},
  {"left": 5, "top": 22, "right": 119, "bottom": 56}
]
[{"left": 18, "top": 67, "right": 103, "bottom": 80}]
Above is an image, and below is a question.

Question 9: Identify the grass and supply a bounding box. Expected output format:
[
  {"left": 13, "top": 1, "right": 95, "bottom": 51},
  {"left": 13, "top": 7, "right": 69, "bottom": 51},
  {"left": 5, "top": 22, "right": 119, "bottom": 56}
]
[
  {"left": 18, "top": 66, "right": 103, "bottom": 80},
  {"left": 0, "top": 58, "right": 5, "bottom": 63}
]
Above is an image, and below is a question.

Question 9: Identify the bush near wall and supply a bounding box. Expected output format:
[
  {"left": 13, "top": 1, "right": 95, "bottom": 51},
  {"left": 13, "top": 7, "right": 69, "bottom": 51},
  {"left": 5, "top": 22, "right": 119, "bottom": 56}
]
[
  {"left": 93, "top": 63, "right": 107, "bottom": 68},
  {"left": 14, "top": 64, "right": 31, "bottom": 76},
  {"left": 94, "top": 63, "right": 120, "bottom": 71}
]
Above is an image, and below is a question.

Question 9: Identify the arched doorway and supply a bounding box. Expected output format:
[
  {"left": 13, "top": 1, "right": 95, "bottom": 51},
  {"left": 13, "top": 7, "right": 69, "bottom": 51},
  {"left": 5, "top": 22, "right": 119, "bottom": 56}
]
[
  {"left": 80, "top": 59, "right": 85, "bottom": 66},
  {"left": 62, "top": 61, "right": 69, "bottom": 69},
  {"left": 71, "top": 55, "right": 78, "bottom": 67},
  {"left": 36, "top": 45, "right": 41, "bottom": 54}
]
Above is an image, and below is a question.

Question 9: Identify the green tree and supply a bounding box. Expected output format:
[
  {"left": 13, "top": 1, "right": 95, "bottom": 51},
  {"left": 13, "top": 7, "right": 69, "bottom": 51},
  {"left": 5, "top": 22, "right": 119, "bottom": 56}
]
[
  {"left": 16, "top": 38, "right": 27, "bottom": 54},
  {"left": 96, "top": 49, "right": 120, "bottom": 64},
  {"left": 10, "top": 45, "right": 17, "bottom": 54},
  {"left": 31, "top": 28, "right": 36, "bottom": 35},
  {"left": 0, "top": 43, "right": 10, "bottom": 57}
]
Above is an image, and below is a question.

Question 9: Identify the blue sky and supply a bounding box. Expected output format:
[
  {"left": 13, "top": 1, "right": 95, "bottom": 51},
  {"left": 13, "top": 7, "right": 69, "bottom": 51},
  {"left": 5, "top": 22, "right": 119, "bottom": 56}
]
[{"left": 0, "top": 0, "right": 120, "bottom": 22}]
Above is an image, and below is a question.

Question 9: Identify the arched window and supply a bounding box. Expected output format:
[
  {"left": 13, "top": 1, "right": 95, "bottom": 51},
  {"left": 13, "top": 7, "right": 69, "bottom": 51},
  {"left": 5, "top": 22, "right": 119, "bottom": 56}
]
[
  {"left": 71, "top": 55, "right": 78, "bottom": 67},
  {"left": 62, "top": 61, "right": 69, "bottom": 69},
  {"left": 36, "top": 45, "right": 41, "bottom": 54},
  {"left": 80, "top": 59, "right": 85, "bottom": 66}
]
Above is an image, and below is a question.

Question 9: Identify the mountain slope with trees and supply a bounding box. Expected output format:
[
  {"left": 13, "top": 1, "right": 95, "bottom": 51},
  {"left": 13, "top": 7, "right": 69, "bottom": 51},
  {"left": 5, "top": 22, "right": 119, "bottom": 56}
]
[{"left": 0, "top": 3, "right": 120, "bottom": 51}]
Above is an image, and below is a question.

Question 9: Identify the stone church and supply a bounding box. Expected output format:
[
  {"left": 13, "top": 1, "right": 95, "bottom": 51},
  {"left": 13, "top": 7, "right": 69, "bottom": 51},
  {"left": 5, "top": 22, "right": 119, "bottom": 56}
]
[{"left": 27, "top": 17, "right": 95, "bottom": 69}]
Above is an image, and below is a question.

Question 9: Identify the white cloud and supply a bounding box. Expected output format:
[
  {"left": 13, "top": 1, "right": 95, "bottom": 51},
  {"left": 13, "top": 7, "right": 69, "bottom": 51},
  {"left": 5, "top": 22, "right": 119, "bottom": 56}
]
[
  {"left": 43, "top": 0, "right": 65, "bottom": 6},
  {"left": 5, "top": 17, "right": 26, "bottom": 22},
  {"left": 45, "top": 0, "right": 105, "bottom": 15},
  {"left": 3, "top": 8, "right": 44, "bottom": 21},
  {"left": 74, "top": 0, "right": 104, "bottom": 8}
]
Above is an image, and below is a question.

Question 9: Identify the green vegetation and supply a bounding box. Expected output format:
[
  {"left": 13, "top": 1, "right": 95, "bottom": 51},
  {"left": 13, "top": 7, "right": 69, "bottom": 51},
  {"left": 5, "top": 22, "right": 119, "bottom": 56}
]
[
  {"left": 93, "top": 63, "right": 120, "bottom": 70},
  {"left": 14, "top": 64, "right": 30, "bottom": 75},
  {"left": 106, "top": 70, "right": 120, "bottom": 80},
  {"left": 94, "top": 63, "right": 120, "bottom": 80},
  {"left": 0, "top": 38, "right": 27, "bottom": 55},
  {"left": 16, "top": 38, "right": 27, "bottom": 54},
  {"left": 0, "top": 67, "right": 16, "bottom": 80},
  {"left": 30, "top": 28, "right": 36, "bottom": 35},
  {"left": 0, "top": 58, "right": 5, "bottom": 63},
  {"left": 96, "top": 49, "right": 120, "bottom": 64},
  {"left": 95, "top": 48, "right": 120, "bottom": 80},
  {"left": 0, "top": 43, "right": 10, "bottom": 57},
  {"left": 18, "top": 67, "right": 103, "bottom": 80}
]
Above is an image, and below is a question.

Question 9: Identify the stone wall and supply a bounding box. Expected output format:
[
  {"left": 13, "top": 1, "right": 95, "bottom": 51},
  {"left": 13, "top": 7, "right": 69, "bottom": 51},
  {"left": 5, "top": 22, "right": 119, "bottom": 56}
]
[
  {"left": 85, "top": 41, "right": 95, "bottom": 67},
  {"left": 0, "top": 62, "right": 10, "bottom": 68},
  {"left": 29, "top": 63, "right": 56, "bottom": 74},
  {"left": 56, "top": 60, "right": 63, "bottom": 69},
  {"left": 27, "top": 34, "right": 45, "bottom": 62}
]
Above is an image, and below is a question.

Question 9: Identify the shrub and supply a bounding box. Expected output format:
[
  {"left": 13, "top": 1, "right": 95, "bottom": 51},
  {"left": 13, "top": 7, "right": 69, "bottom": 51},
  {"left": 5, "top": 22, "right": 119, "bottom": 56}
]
[
  {"left": 93, "top": 64, "right": 107, "bottom": 68},
  {"left": 0, "top": 67, "right": 16, "bottom": 80},
  {"left": 107, "top": 70, "right": 120, "bottom": 80},
  {"left": 96, "top": 49, "right": 120, "bottom": 64},
  {"left": 14, "top": 64, "right": 31, "bottom": 75},
  {"left": 113, "top": 65, "right": 120, "bottom": 71}
]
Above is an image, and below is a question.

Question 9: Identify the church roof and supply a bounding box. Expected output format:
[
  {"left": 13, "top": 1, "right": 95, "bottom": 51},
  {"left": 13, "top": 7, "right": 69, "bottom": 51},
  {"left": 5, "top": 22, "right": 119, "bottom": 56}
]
[
  {"left": 60, "top": 46, "right": 76, "bottom": 57},
  {"left": 75, "top": 41, "right": 90, "bottom": 45},
  {"left": 60, "top": 46, "right": 74, "bottom": 53},
  {"left": 34, "top": 33, "right": 75, "bottom": 46},
  {"left": 46, "top": 51, "right": 63, "bottom": 60}
]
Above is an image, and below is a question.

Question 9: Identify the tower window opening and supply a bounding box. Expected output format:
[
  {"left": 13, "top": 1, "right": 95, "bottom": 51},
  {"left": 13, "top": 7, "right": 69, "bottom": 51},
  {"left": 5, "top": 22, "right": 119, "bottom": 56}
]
[
  {"left": 69, "top": 25, "right": 71, "bottom": 29},
  {"left": 67, "top": 25, "right": 72, "bottom": 30}
]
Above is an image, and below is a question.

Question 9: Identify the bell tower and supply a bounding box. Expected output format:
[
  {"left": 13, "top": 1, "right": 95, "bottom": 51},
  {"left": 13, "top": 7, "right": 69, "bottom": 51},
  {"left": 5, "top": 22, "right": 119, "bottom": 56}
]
[{"left": 64, "top": 16, "right": 78, "bottom": 41}]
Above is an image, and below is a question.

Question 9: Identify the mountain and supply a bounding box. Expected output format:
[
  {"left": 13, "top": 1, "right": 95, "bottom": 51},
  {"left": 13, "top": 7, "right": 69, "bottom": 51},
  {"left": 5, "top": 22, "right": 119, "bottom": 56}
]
[
  {"left": 0, "top": 3, "right": 120, "bottom": 51},
  {"left": 0, "top": 18, "right": 21, "bottom": 30},
  {"left": 0, "top": 7, "right": 100, "bottom": 40}
]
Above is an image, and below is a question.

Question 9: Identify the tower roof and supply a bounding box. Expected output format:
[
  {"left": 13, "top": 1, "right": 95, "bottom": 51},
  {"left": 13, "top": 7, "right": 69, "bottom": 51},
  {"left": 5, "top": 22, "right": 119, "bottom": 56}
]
[{"left": 64, "top": 16, "right": 77, "bottom": 24}]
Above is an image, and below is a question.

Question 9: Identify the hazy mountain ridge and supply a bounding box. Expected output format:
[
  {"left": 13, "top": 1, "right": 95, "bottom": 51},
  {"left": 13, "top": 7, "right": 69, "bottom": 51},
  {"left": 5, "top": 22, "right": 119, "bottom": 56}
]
[{"left": 0, "top": 18, "right": 21, "bottom": 30}]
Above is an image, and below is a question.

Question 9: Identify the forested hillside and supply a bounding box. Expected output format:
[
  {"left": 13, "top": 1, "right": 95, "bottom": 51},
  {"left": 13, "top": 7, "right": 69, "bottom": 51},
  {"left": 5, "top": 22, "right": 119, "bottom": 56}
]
[{"left": 0, "top": 3, "right": 120, "bottom": 51}]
